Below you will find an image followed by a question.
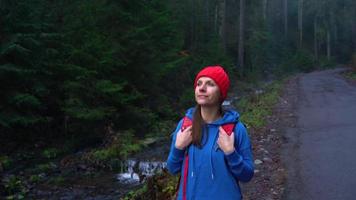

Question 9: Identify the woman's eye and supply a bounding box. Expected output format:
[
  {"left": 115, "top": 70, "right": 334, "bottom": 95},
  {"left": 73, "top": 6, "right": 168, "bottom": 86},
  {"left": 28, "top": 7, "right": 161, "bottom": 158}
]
[{"left": 208, "top": 82, "right": 215, "bottom": 86}]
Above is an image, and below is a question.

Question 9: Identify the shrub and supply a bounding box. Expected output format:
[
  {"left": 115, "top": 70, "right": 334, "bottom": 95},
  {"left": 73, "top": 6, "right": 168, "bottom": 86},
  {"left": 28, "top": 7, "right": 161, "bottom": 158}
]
[
  {"left": 0, "top": 156, "right": 12, "bottom": 171},
  {"left": 42, "top": 148, "right": 61, "bottom": 159},
  {"left": 352, "top": 53, "right": 356, "bottom": 71},
  {"left": 292, "top": 50, "right": 315, "bottom": 72},
  {"left": 3, "top": 175, "right": 27, "bottom": 196}
]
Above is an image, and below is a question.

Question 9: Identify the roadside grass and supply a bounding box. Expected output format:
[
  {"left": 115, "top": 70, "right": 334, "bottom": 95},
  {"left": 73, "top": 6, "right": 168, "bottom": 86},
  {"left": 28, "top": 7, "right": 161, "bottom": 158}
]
[
  {"left": 343, "top": 70, "right": 356, "bottom": 80},
  {"left": 237, "top": 81, "right": 283, "bottom": 129}
]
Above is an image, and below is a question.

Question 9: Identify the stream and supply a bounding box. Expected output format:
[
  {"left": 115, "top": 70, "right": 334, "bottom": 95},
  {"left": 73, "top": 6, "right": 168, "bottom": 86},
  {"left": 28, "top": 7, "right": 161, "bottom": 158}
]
[
  {"left": 24, "top": 137, "right": 171, "bottom": 199},
  {"left": 117, "top": 159, "right": 167, "bottom": 184}
]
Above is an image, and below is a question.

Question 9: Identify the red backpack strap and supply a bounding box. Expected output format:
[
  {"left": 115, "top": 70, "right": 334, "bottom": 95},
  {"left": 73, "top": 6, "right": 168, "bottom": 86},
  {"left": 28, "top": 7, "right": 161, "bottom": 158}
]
[
  {"left": 175, "top": 155, "right": 189, "bottom": 200},
  {"left": 181, "top": 116, "right": 192, "bottom": 131},
  {"left": 221, "top": 123, "right": 236, "bottom": 136},
  {"left": 175, "top": 116, "right": 192, "bottom": 200},
  {"left": 182, "top": 154, "right": 189, "bottom": 200}
]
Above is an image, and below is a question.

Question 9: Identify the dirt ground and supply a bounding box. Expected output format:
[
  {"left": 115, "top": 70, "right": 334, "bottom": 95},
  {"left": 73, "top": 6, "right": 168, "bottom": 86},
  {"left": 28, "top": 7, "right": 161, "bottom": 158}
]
[{"left": 241, "top": 75, "right": 300, "bottom": 200}]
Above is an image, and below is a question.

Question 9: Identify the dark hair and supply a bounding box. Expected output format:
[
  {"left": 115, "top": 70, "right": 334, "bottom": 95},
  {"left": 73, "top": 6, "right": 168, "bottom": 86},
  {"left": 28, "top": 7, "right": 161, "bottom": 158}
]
[
  {"left": 192, "top": 105, "right": 204, "bottom": 147},
  {"left": 192, "top": 105, "right": 223, "bottom": 147}
]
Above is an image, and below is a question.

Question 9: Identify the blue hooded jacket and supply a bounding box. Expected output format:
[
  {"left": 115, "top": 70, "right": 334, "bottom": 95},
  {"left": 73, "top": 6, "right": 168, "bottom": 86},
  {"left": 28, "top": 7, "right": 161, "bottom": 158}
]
[{"left": 166, "top": 108, "right": 254, "bottom": 200}]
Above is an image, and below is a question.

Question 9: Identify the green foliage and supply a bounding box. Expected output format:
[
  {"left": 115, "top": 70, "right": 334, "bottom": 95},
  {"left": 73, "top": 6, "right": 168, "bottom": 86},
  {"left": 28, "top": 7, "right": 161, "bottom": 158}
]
[
  {"left": 0, "top": 156, "right": 12, "bottom": 170},
  {"left": 116, "top": 130, "right": 143, "bottom": 159},
  {"left": 33, "top": 162, "right": 56, "bottom": 174},
  {"left": 161, "top": 174, "right": 180, "bottom": 195},
  {"left": 351, "top": 53, "right": 356, "bottom": 71},
  {"left": 120, "top": 141, "right": 142, "bottom": 159},
  {"left": 5, "top": 194, "right": 25, "bottom": 200},
  {"left": 10, "top": 93, "right": 41, "bottom": 109},
  {"left": 122, "top": 171, "right": 179, "bottom": 200},
  {"left": 237, "top": 81, "right": 283, "bottom": 129},
  {"left": 343, "top": 71, "right": 356, "bottom": 80},
  {"left": 57, "top": 0, "right": 183, "bottom": 137},
  {"left": 0, "top": 3, "right": 59, "bottom": 141},
  {"left": 0, "top": 0, "right": 185, "bottom": 147},
  {"left": 3, "top": 175, "right": 27, "bottom": 197},
  {"left": 149, "top": 120, "right": 176, "bottom": 138},
  {"left": 92, "top": 148, "right": 119, "bottom": 162},
  {"left": 317, "top": 56, "right": 336, "bottom": 69},
  {"left": 245, "top": 3, "right": 271, "bottom": 77},
  {"left": 88, "top": 130, "right": 143, "bottom": 169},
  {"left": 292, "top": 50, "right": 316, "bottom": 72},
  {"left": 29, "top": 175, "right": 41, "bottom": 184},
  {"left": 179, "top": 88, "right": 195, "bottom": 109},
  {"left": 42, "top": 148, "right": 61, "bottom": 159},
  {"left": 240, "top": 104, "right": 271, "bottom": 128},
  {"left": 122, "top": 184, "right": 148, "bottom": 200},
  {"left": 47, "top": 175, "right": 66, "bottom": 186},
  {"left": 276, "top": 50, "right": 316, "bottom": 75}
]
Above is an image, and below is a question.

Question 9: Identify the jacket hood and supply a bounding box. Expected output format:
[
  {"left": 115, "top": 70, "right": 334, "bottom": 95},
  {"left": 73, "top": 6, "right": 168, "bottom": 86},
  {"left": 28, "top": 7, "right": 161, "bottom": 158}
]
[{"left": 185, "top": 107, "right": 240, "bottom": 125}]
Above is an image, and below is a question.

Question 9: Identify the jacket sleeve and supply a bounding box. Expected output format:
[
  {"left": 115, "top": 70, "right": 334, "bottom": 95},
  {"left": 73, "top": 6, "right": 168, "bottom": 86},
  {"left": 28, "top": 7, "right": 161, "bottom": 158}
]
[
  {"left": 224, "top": 122, "right": 254, "bottom": 182},
  {"left": 166, "top": 119, "right": 186, "bottom": 175}
]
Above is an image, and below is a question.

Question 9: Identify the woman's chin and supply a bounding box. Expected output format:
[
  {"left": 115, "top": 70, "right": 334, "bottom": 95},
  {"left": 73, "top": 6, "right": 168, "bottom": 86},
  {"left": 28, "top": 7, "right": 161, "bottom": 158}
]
[{"left": 196, "top": 101, "right": 216, "bottom": 107}]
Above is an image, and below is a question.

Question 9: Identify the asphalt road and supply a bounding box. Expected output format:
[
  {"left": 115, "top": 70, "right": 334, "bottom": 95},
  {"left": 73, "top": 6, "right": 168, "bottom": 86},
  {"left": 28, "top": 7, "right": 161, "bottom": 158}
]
[{"left": 282, "top": 69, "right": 356, "bottom": 200}]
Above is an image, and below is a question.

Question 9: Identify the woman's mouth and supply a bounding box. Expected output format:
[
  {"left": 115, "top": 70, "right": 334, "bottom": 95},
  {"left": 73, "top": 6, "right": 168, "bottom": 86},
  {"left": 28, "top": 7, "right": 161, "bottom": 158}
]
[{"left": 197, "top": 95, "right": 208, "bottom": 98}]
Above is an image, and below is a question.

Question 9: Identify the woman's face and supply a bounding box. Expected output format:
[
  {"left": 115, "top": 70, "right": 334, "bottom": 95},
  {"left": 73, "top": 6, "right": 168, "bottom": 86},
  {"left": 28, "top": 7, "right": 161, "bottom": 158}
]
[{"left": 195, "top": 77, "right": 221, "bottom": 107}]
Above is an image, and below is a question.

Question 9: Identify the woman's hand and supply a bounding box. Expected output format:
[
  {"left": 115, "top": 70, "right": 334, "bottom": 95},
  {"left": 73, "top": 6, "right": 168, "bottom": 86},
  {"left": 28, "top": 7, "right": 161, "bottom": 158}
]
[
  {"left": 217, "top": 126, "right": 235, "bottom": 155},
  {"left": 175, "top": 126, "right": 193, "bottom": 150}
]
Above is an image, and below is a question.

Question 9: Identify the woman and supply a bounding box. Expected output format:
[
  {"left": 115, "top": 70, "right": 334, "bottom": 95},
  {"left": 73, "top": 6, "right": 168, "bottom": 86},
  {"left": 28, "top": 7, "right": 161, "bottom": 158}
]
[{"left": 166, "top": 66, "right": 254, "bottom": 200}]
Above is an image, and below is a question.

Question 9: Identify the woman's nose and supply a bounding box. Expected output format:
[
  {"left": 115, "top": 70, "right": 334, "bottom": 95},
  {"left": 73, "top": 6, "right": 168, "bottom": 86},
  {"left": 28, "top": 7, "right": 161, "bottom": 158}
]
[{"left": 199, "top": 84, "right": 206, "bottom": 92}]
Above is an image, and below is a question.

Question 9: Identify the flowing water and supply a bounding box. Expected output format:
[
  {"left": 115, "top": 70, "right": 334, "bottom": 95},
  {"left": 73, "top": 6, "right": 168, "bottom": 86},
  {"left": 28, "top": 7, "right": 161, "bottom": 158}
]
[{"left": 116, "top": 159, "right": 167, "bottom": 184}]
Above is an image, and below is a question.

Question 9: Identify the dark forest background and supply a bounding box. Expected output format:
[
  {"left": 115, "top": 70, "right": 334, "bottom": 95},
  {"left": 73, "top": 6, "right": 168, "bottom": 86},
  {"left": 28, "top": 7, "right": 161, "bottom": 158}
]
[{"left": 1, "top": 0, "right": 355, "bottom": 149}]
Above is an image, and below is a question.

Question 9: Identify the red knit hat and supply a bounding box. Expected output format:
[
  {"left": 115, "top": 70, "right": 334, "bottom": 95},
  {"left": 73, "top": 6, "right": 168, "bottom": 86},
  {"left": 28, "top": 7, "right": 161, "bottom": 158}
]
[{"left": 194, "top": 65, "right": 230, "bottom": 101}]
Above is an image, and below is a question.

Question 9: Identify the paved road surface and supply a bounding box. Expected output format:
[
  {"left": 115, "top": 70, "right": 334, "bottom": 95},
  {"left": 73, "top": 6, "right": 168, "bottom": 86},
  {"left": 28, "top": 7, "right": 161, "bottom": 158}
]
[{"left": 282, "top": 69, "right": 356, "bottom": 200}]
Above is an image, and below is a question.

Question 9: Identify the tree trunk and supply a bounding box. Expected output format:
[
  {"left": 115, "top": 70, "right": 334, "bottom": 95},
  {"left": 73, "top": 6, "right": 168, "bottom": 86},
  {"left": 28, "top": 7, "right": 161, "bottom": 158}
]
[
  {"left": 353, "top": 3, "right": 356, "bottom": 52},
  {"left": 327, "top": 28, "right": 331, "bottom": 60},
  {"left": 353, "top": 13, "right": 356, "bottom": 52},
  {"left": 327, "top": 5, "right": 332, "bottom": 61},
  {"left": 329, "top": 6, "right": 337, "bottom": 52},
  {"left": 314, "top": 16, "right": 318, "bottom": 61},
  {"left": 284, "top": 0, "right": 288, "bottom": 37},
  {"left": 215, "top": 2, "right": 218, "bottom": 34},
  {"left": 205, "top": 0, "right": 210, "bottom": 31},
  {"left": 263, "top": 0, "right": 268, "bottom": 21},
  {"left": 298, "top": 0, "right": 303, "bottom": 48},
  {"left": 238, "top": 0, "right": 245, "bottom": 73},
  {"left": 219, "top": 0, "right": 226, "bottom": 52},
  {"left": 190, "top": 0, "right": 197, "bottom": 51}
]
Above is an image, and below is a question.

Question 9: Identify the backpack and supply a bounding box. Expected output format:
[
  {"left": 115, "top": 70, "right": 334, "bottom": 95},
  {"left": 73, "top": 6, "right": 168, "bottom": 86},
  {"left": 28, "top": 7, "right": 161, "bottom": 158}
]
[{"left": 176, "top": 116, "right": 236, "bottom": 200}]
